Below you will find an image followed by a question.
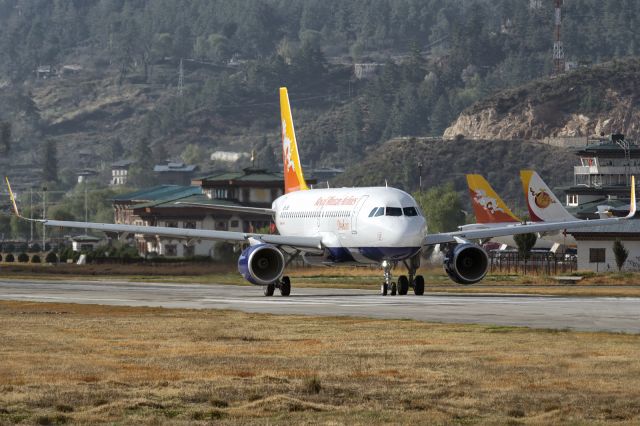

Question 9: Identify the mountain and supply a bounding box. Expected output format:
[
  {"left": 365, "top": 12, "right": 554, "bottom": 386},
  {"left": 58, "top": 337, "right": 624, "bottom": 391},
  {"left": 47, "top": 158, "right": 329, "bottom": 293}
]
[{"left": 444, "top": 58, "right": 640, "bottom": 140}]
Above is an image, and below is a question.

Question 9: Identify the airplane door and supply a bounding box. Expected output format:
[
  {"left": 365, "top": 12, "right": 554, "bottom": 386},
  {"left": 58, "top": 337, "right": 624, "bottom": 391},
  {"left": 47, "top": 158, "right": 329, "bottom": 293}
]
[{"left": 351, "top": 195, "right": 369, "bottom": 234}]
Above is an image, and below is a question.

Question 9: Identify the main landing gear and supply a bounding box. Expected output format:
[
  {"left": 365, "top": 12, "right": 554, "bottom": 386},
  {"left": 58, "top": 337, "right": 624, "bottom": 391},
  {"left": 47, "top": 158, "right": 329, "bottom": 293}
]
[
  {"left": 264, "top": 276, "right": 291, "bottom": 297},
  {"left": 379, "top": 257, "right": 425, "bottom": 296}
]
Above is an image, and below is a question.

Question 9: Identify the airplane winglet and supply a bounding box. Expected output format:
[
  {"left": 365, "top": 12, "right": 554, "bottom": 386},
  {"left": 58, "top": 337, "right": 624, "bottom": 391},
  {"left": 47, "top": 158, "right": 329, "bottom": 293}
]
[
  {"left": 5, "top": 177, "right": 22, "bottom": 218},
  {"left": 626, "top": 176, "right": 636, "bottom": 219}
]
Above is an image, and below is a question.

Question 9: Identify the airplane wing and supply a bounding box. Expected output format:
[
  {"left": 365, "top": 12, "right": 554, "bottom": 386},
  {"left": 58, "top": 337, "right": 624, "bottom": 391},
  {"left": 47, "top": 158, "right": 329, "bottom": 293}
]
[
  {"left": 4, "top": 178, "right": 321, "bottom": 251},
  {"left": 425, "top": 176, "right": 637, "bottom": 245},
  {"left": 174, "top": 202, "right": 275, "bottom": 216}
]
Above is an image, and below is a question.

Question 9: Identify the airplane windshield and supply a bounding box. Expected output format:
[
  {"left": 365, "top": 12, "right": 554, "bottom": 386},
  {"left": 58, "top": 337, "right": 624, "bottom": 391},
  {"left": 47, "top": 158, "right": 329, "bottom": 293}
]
[
  {"left": 385, "top": 207, "right": 402, "bottom": 216},
  {"left": 403, "top": 207, "right": 419, "bottom": 216},
  {"left": 374, "top": 207, "right": 384, "bottom": 217}
]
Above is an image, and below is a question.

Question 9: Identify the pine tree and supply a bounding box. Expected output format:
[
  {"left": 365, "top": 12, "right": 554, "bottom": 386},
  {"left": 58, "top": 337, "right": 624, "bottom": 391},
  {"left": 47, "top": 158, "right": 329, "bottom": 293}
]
[
  {"left": 42, "top": 139, "right": 58, "bottom": 182},
  {"left": 613, "top": 239, "right": 629, "bottom": 271},
  {"left": 514, "top": 233, "right": 537, "bottom": 260}
]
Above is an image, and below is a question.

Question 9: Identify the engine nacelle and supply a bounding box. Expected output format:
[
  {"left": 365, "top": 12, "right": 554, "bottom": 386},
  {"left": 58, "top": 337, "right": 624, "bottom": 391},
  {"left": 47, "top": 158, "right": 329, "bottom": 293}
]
[
  {"left": 443, "top": 243, "right": 489, "bottom": 285},
  {"left": 238, "top": 244, "right": 285, "bottom": 286}
]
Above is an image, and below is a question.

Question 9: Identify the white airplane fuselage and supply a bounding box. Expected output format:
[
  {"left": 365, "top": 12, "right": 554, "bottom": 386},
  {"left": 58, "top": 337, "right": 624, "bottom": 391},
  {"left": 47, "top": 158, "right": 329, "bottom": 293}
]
[
  {"left": 458, "top": 223, "right": 575, "bottom": 248},
  {"left": 273, "top": 187, "right": 426, "bottom": 264}
]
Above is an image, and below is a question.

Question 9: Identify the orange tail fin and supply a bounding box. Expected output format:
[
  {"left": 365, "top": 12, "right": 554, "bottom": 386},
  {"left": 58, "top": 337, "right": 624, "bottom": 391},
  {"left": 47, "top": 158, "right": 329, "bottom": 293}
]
[
  {"left": 280, "top": 87, "right": 309, "bottom": 194},
  {"left": 466, "top": 174, "right": 521, "bottom": 223}
]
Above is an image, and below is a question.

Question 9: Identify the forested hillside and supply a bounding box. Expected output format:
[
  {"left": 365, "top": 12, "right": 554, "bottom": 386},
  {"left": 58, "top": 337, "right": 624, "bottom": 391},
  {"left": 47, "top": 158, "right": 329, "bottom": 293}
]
[{"left": 0, "top": 0, "right": 639, "bottom": 191}]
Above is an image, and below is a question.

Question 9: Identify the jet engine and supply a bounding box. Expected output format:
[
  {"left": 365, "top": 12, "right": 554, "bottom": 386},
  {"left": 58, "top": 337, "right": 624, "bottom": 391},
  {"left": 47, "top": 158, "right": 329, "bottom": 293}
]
[
  {"left": 443, "top": 243, "right": 489, "bottom": 285},
  {"left": 238, "top": 244, "right": 285, "bottom": 286}
]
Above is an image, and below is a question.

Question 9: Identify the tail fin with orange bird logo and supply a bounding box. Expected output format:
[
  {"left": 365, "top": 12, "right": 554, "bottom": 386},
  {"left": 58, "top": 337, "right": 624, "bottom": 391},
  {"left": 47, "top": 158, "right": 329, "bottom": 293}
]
[
  {"left": 520, "top": 170, "right": 575, "bottom": 222},
  {"left": 280, "top": 87, "right": 309, "bottom": 194},
  {"left": 466, "top": 174, "right": 521, "bottom": 223}
]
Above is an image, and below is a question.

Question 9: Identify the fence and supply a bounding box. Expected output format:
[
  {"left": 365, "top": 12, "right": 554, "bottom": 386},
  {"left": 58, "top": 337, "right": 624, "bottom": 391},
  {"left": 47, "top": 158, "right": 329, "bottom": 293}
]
[{"left": 489, "top": 251, "right": 577, "bottom": 275}]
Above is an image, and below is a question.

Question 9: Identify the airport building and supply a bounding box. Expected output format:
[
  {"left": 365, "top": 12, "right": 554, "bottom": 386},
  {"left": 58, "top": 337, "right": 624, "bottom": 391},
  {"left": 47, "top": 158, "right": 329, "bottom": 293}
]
[
  {"left": 564, "top": 134, "right": 640, "bottom": 219},
  {"left": 570, "top": 221, "right": 640, "bottom": 272},
  {"left": 112, "top": 167, "right": 312, "bottom": 258}
]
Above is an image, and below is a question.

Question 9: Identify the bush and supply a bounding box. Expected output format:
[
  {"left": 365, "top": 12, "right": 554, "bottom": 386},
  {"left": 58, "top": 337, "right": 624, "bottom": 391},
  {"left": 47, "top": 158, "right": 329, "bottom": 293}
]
[
  {"left": 45, "top": 252, "right": 58, "bottom": 263},
  {"left": 31, "top": 254, "right": 41, "bottom": 263},
  {"left": 5, "top": 253, "right": 14, "bottom": 262},
  {"left": 17, "top": 252, "right": 29, "bottom": 263},
  {"left": 0, "top": 254, "right": 2, "bottom": 262},
  {"left": 28, "top": 243, "right": 41, "bottom": 253}
]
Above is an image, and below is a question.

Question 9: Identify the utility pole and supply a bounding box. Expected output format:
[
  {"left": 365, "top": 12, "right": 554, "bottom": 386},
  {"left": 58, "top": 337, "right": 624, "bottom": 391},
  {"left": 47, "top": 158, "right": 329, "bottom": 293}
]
[
  {"left": 42, "top": 186, "right": 47, "bottom": 250},
  {"left": 29, "top": 187, "right": 33, "bottom": 244},
  {"left": 178, "top": 58, "right": 184, "bottom": 97},
  {"left": 84, "top": 182, "right": 88, "bottom": 235},
  {"left": 553, "top": 0, "right": 565, "bottom": 75}
]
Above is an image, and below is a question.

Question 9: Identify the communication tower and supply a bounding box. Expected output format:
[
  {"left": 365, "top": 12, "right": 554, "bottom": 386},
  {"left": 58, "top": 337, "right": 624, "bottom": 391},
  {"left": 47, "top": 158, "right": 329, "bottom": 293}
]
[{"left": 553, "top": 0, "right": 565, "bottom": 75}]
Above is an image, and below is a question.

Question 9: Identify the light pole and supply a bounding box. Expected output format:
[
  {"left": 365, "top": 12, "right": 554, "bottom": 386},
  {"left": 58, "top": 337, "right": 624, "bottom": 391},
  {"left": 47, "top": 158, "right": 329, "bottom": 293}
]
[{"left": 29, "top": 187, "right": 33, "bottom": 244}]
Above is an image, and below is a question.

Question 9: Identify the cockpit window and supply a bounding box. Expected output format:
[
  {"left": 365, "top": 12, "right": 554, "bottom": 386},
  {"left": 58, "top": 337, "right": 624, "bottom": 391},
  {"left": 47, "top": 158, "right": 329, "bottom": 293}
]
[
  {"left": 368, "top": 208, "right": 378, "bottom": 217},
  {"left": 403, "top": 207, "right": 418, "bottom": 216},
  {"left": 385, "top": 207, "right": 402, "bottom": 216},
  {"left": 374, "top": 207, "right": 384, "bottom": 217}
]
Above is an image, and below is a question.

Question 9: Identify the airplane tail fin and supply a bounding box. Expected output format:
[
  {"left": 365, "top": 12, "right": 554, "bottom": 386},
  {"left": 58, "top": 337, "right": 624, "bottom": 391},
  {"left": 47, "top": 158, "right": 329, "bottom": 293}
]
[
  {"left": 280, "top": 87, "right": 309, "bottom": 194},
  {"left": 520, "top": 170, "right": 575, "bottom": 222},
  {"left": 466, "top": 174, "right": 521, "bottom": 223}
]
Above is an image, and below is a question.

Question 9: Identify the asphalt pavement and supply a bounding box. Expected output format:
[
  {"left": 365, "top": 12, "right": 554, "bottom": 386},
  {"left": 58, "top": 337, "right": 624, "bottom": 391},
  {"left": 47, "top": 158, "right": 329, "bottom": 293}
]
[{"left": 0, "top": 279, "right": 638, "bottom": 333}]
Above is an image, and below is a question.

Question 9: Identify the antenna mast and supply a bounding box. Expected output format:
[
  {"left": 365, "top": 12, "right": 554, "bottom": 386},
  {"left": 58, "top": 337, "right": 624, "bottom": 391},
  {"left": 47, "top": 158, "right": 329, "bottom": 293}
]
[{"left": 553, "top": 0, "right": 565, "bottom": 75}]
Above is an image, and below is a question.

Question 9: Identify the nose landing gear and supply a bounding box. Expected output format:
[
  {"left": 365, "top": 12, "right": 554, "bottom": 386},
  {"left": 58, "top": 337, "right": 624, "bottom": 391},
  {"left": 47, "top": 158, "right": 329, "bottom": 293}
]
[{"left": 379, "top": 255, "right": 425, "bottom": 296}]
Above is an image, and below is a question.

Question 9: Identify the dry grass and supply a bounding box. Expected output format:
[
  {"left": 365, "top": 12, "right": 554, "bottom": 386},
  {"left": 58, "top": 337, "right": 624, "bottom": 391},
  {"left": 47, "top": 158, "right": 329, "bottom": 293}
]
[
  {"left": 0, "top": 301, "right": 639, "bottom": 424},
  {"left": 4, "top": 263, "right": 640, "bottom": 297}
]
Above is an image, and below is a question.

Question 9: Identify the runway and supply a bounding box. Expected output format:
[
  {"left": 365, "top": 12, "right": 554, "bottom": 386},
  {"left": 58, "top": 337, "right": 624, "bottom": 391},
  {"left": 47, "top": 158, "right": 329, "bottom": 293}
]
[{"left": 0, "top": 279, "right": 638, "bottom": 333}]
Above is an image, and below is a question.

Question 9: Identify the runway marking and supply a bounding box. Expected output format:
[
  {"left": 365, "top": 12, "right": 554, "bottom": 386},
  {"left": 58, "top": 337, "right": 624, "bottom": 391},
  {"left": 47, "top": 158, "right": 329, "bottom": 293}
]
[{"left": 4, "top": 294, "right": 137, "bottom": 303}]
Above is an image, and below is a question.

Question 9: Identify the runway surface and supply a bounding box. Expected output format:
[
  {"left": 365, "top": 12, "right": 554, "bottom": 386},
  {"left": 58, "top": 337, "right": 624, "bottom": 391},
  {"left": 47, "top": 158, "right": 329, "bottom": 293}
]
[{"left": 0, "top": 279, "right": 638, "bottom": 333}]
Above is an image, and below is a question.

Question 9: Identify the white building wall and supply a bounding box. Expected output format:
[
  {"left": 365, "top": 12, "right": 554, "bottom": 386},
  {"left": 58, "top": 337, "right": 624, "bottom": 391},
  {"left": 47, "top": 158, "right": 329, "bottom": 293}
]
[{"left": 577, "top": 239, "right": 640, "bottom": 272}]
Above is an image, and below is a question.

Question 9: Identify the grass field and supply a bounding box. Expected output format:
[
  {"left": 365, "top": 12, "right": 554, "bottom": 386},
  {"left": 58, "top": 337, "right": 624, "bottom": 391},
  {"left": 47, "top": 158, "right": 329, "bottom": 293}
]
[
  {"left": 0, "top": 301, "right": 639, "bottom": 424},
  {"left": 3, "top": 263, "right": 640, "bottom": 297}
]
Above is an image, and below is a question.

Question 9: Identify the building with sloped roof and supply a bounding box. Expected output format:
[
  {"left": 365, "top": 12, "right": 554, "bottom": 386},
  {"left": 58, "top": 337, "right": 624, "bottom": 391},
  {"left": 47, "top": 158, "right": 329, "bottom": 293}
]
[
  {"left": 153, "top": 161, "right": 198, "bottom": 185},
  {"left": 111, "top": 167, "right": 302, "bottom": 258}
]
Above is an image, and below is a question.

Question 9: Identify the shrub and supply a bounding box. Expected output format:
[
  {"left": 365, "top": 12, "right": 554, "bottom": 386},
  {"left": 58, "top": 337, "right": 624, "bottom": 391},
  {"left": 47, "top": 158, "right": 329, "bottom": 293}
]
[
  {"left": 0, "top": 254, "right": 2, "bottom": 262},
  {"left": 45, "top": 252, "right": 58, "bottom": 263},
  {"left": 31, "top": 254, "right": 41, "bottom": 263},
  {"left": 28, "top": 243, "right": 41, "bottom": 253},
  {"left": 17, "top": 252, "right": 29, "bottom": 263},
  {"left": 5, "top": 253, "right": 14, "bottom": 262},
  {"left": 304, "top": 376, "right": 322, "bottom": 394}
]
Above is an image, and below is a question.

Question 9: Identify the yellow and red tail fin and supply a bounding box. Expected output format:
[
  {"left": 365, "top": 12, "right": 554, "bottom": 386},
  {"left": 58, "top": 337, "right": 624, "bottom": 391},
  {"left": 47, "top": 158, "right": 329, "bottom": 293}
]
[
  {"left": 466, "top": 174, "right": 521, "bottom": 223},
  {"left": 280, "top": 87, "right": 309, "bottom": 194}
]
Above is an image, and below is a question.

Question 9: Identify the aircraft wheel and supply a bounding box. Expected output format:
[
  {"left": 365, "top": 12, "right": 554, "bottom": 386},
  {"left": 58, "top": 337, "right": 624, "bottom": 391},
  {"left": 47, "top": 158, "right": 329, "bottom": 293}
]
[
  {"left": 264, "top": 283, "right": 275, "bottom": 296},
  {"left": 390, "top": 282, "right": 397, "bottom": 296},
  {"left": 380, "top": 283, "right": 388, "bottom": 296},
  {"left": 280, "top": 276, "right": 291, "bottom": 297},
  {"left": 398, "top": 275, "right": 409, "bottom": 295},
  {"left": 413, "top": 275, "right": 425, "bottom": 296}
]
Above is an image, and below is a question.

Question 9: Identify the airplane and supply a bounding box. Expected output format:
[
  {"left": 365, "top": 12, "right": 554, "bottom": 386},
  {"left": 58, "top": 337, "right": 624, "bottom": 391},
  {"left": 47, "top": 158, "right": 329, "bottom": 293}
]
[
  {"left": 4, "top": 87, "right": 637, "bottom": 297},
  {"left": 462, "top": 174, "right": 554, "bottom": 249}
]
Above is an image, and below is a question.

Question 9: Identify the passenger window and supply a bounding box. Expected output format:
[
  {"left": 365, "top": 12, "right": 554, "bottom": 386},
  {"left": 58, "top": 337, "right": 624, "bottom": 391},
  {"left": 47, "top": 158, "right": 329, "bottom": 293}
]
[
  {"left": 386, "top": 207, "right": 402, "bottom": 216},
  {"left": 403, "top": 207, "right": 418, "bottom": 216}
]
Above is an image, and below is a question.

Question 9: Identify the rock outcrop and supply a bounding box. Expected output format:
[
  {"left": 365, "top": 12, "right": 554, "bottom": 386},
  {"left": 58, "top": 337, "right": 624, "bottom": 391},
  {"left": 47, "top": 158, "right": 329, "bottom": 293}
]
[{"left": 444, "top": 59, "right": 640, "bottom": 140}]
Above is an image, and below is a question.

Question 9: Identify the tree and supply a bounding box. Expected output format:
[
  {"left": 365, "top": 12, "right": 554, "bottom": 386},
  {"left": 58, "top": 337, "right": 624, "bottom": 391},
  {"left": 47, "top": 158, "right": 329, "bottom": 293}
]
[
  {"left": 413, "top": 183, "right": 466, "bottom": 233},
  {"left": 613, "top": 239, "right": 629, "bottom": 271},
  {"left": 42, "top": 139, "right": 58, "bottom": 182},
  {"left": 514, "top": 233, "right": 537, "bottom": 260},
  {"left": 0, "top": 121, "right": 10, "bottom": 152}
]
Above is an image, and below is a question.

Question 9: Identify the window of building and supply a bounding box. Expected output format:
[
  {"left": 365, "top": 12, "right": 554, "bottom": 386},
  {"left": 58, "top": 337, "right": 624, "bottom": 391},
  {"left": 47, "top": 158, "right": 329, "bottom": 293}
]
[
  {"left": 230, "top": 220, "right": 239, "bottom": 228},
  {"left": 166, "top": 221, "right": 178, "bottom": 228},
  {"left": 271, "top": 188, "right": 279, "bottom": 199},
  {"left": 165, "top": 244, "right": 177, "bottom": 256},
  {"left": 242, "top": 188, "right": 250, "bottom": 201},
  {"left": 184, "top": 221, "right": 196, "bottom": 229},
  {"left": 183, "top": 245, "right": 195, "bottom": 257},
  {"left": 589, "top": 248, "right": 606, "bottom": 263}
]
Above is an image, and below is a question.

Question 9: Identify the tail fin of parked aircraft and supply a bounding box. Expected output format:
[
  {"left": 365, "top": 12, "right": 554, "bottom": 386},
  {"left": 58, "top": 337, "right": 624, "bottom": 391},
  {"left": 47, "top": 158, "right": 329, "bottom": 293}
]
[
  {"left": 466, "top": 174, "right": 521, "bottom": 223},
  {"left": 520, "top": 170, "right": 575, "bottom": 222},
  {"left": 280, "top": 87, "right": 309, "bottom": 194}
]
